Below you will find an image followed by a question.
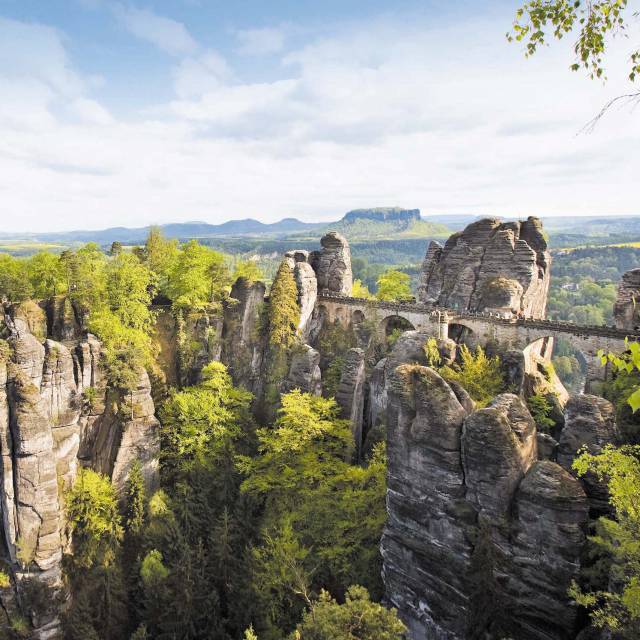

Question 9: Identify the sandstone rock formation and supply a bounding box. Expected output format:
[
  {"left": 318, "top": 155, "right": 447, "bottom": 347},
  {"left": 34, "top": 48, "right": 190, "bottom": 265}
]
[
  {"left": 367, "top": 331, "right": 431, "bottom": 442},
  {"left": 293, "top": 261, "right": 317, "bottom": 339},
  {"left": 335, "top": 348, "right": 366, "bottom": 455},
  {"left": 382, "top": 363, "right": 589, "bottom": 640},
  {"left": 508, "top": 461, "right": 588, "bottom": 640},
  {"left": 221, "top": 278, "right": 266, "bottom": 395},
  {"left": 613, "top": 267, "right": 640, "bottom": 331},
  {"left": 310, "top": 231, "right": 353, "bottom": 296},
  {"left": 382, "top": 364, "right": 472, "bottom": 640},
  {"left": 417, "top": 217, "right": 550, "bottom": 318},
  {"left": 558, "top": 394, "right": 620, "bottom": 514},
  {"left": 284, "top": 345, "right": 322, "bottom": 396},
  {"left": 462, "top": 393, "right": 537, "bottom": 525},
  {"left": 0, "top": 310, "right": 160, "bottom": 638}
]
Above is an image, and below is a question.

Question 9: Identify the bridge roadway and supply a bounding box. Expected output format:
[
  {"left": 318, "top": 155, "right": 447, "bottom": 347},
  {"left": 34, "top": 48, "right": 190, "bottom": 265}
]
[{"left": 316, "top": 293, "right": 640, "bottom": 390}]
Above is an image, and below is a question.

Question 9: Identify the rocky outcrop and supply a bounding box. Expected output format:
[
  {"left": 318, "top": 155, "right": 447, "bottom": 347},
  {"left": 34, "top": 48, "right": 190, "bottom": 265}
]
[
  {"left": 558, "top": 394, "right": 620, "bottom": 514},
  {"left": 46, "top": 296, "right": 83, "bottom": 342},
  {"left": 283, "top": 345, "right": 322, "bottom": 396},
  {"left": 310, "top": 232, "right": 353, "bottom": 296},
  {"left": 367, "top": 331, "right": 431, "bottom": 441},
  {"left": 382, "top": 364, "right": 472, "bottom": 640},
  {"left": 508, "top": 461, "right": 588, "bottom": 640},
  {"left": 613, "top": 267, "right": 640, "bottom": 331},
  {"left": 293, "top": 261, "right": 317, "bottom": 339},
  {"left": 335, "top": 348, "right": 366, "bottom": 455},
  {"left": 382, "top": 363, "right": 589, "bottom": 640},
  {"left": 462, "top": 393, "right": 537, "bottom": 525},
  {"left": 417, "top": 217, "right": 550, "bottom": 318},
  {"left": 0, "top": 311, "right": 160, "bottom": 638},
  {"left": 221, "top": 278, "right": 266, "bottom": 395}
]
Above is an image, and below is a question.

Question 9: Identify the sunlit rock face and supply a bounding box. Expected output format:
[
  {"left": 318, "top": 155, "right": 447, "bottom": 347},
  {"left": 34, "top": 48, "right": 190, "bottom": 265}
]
[
  {"left": 382, "top": 364, "right": 588, "bottom": 640},
  {"left": 310, "top": 231, "right": 353, "bottom": 296},
  {"left": 221, "top": 277, "right": 267, "bottom": 396},
  {"left": 417, "top": 217, "right": 550, "bottom": 318},
  {"left": 0, "top": 311, "right": 160, "bottom": 639},
  {"left": 558, "top": 394, "right": 620, "bottom": 515},
  {"left": 614, "top": 267, "right": 640, "bottom": 331}
]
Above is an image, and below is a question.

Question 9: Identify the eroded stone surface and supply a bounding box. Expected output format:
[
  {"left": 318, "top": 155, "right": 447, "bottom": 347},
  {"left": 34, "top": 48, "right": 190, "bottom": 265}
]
[
  {"left": 284, "top": 345, "right": 322, "bottom": 396},
  {"left": 613, "top": 267, "right": 640, "bottom": 331},
  {"left": 558, "top": 394, "right": 620, "bottom": 514},
  {"left": 417, "top": 217, "right": 550, "bottom": 318},
  {"left": 311, "top": 231, "right": 353, "bottom": 296},
  {"left": 335, "top": 348, "right": 366, "bottom": 454},
  {"left": 383, "top": 362, "right": 589, "bottom": 640},
  {"left": 0, "top": 313, "right": 160, "bottom": 638}
]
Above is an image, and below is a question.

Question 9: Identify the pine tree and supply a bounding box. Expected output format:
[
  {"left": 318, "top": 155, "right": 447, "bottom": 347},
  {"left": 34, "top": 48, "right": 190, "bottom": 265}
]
[
  {"left": 124, "top": 461, "right": 146, "bottom": 539},
  {"left": 266, "top": 261, "right": 300, "bottom": 349}
]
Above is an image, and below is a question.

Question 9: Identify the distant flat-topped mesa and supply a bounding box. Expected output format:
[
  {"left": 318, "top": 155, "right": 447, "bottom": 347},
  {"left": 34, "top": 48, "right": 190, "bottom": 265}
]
[
  {"left": 342, "top": 207, "right": 421, "bottom": 223},
  {"left": 416, "top": 216, "right": 550, "bottom": 319}
]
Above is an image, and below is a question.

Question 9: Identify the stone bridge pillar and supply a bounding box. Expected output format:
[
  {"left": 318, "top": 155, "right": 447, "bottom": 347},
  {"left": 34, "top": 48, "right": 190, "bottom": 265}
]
[{"left": 438, "top": 311, "right": 449, "bottom": 340}]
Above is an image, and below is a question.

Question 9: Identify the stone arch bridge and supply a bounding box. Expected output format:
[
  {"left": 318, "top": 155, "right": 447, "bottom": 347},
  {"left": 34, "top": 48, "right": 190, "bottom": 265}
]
[{"left": 317, "top": 293, "right": 640, "bottom": 391}]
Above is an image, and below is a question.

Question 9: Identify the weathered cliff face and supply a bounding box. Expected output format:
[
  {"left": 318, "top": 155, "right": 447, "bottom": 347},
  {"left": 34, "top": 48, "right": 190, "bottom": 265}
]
[
  {"left": 284, "top": 345, "right": 322, "bottom": 396},
  {"left": 221, "top": 278, "right": 266, "bottom": 395},
  {"left": 309, "top": 231, "right": 353, "bottom": 296},
  {"left": 335, "top": 348, "right": 366, "bottom": 456},
  {"left": 558, "top": 394, "right": 620, "bottom": 515},
  {"left": 417, "top": 217, "right": 550, "bottom": 318},
  {"left": 613, "top": 267, "right": 640, "bottom": 331},
  {"left": 382, "top": 363, "right": 589, "bottom": 640},
  {"left": 0, "top": 310, "right": 160, "bottom": 638}
]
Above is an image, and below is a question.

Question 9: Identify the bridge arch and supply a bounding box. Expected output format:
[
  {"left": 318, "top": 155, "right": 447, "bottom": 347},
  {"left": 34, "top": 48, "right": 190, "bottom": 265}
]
[
  {"left": 380, "top": 314, "right": 416, "bottom": 339},
  {"left": 447, "top": 321, "right": 479, "bottom": 348},
  {"left": 351, "top": 309, "right": 366, "bottom": 326}
]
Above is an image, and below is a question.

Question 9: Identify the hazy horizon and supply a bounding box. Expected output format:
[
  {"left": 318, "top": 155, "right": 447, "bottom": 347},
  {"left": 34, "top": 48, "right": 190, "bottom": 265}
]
[{"left": 1, "top": 0, "right": 639, "bottom": 232}]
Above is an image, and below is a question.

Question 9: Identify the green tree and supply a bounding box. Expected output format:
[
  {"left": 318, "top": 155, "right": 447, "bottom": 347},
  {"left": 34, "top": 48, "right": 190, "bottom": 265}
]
[
  {"left": 105, "top": 253, "right": 154, "bottom": 332},
  {"left": 160, "top": 361, "right": 252, "bottom": 480},
  {"left": 233, "top": 259, "right": 264, "bottom": 283},
  {"left": 290, "top": 585, "right": 406, "bottom": 640},
  {"left": 64, "top": 470, "right": 127, "bottom": 640},
  {"left": 266, "top": 261, "right": 300, "bottom": 349},
  {"left": 66, "top": 469, "right": 123, "bottom": 569},
  {"left": 109, "top": 241, "right": 123, "bottom": 256},
  {"left": 68, "top": 243, "right": 108, "bottom": 313},
  {"left": 240, "top": 391, "right": 387, "bottom": 629},
  {"left": 509, "top": 1, "right": 640, "bottom": 82},
  {"left": 526, "top": 393, "right": 556, "bottom": 432},
  {"left": 423, "top": 337, "right": 442, "bottom": 368},
  {"left": 376, "top": 269, "right": 412, "bottom": 302},
  {"left": 0, "top": 255, "right": 33, "bottom": 302},
  {"left": 166, "top": 240, "right": 230, "bottom": 311},
  {"left": 440, "top": 344, "right": 504, "bottom": 407},
  {"left": 124, "top": 461, "right": 146, "bottom": 539},
  {"left": 570, "top": 445, "right": 640, "bottom": 637},
  {"left": 509, "top": 0, "right": 640, "bottom": 122},
  {"left": 26, "top": 252, "right": 66, "bottom": 298},
  {"left": 352, "top": 279, "right": 374, "bottom": 299},
  {"left": 144, "top": 226, "right": 179, "bottom": 297}
]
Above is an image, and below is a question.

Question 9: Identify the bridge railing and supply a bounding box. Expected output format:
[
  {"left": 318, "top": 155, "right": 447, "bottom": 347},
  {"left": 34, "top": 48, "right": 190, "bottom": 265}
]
[{"left": 316, "top": 293, "right": 640, "bottom": 341}]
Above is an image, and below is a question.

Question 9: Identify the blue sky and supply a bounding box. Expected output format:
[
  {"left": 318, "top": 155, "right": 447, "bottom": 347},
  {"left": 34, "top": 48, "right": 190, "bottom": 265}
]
[{"left": 0, "top": 0, "right": 639, "bottom": 232}]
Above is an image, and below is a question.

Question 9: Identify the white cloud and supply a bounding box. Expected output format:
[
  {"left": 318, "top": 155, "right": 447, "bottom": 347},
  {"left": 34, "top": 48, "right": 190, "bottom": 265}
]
[
  {"left": 172, "top": 51, "right": 232, "bottom": 99},
  {"left": 70, "top": 98, "right": 114, "bottom": 125},
  {"left": 0, "top": 12, "right": 639, "bottom": 233},
  {"left": 235, "top": 27, "right": 285, "bottom": 56},
  {"left": 112, "top": 4, "right": 198, "bottom": 55}
]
